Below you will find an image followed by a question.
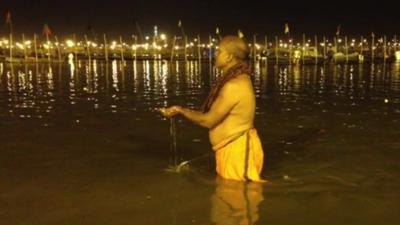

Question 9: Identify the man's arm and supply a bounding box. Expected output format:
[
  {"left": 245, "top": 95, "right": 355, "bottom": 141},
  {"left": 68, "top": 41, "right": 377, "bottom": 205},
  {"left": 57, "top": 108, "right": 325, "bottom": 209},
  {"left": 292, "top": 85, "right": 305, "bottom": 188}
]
[{"left": 179, "top": 82, "right": 239, "bottom": 129}]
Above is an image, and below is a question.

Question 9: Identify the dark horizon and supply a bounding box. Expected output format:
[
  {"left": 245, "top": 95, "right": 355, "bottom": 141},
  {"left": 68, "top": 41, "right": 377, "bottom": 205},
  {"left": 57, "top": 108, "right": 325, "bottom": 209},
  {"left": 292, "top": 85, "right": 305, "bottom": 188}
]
[{"left": 1, "top": 0, "right": 399, "bottom": 39}]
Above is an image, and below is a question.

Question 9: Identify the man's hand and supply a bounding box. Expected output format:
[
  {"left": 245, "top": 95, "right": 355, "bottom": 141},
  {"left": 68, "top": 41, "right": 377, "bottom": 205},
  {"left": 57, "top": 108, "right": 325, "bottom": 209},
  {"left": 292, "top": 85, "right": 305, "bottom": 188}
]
[{"left": 159, "top": 106, "right": 182, "bottom": 118}]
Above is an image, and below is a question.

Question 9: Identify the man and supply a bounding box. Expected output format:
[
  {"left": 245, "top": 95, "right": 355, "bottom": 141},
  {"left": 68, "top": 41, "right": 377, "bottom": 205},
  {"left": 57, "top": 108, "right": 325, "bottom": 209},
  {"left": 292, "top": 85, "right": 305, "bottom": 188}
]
[{"left": 160, "top": 35, "right": 264, "bottom": 182}]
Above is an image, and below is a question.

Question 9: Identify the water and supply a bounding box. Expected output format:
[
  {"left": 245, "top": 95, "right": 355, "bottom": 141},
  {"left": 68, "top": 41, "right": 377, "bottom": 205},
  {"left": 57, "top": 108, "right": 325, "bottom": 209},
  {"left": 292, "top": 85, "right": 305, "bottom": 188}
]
[{"left": 0, "top": 60, "right": 399, "bottom": 224}]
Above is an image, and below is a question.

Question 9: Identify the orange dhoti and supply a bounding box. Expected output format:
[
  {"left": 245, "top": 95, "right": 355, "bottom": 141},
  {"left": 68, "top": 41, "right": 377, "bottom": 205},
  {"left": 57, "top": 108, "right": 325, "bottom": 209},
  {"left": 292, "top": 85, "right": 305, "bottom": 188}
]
[{"left": 212, "top": 128, "right": 264, "bottom": 182}]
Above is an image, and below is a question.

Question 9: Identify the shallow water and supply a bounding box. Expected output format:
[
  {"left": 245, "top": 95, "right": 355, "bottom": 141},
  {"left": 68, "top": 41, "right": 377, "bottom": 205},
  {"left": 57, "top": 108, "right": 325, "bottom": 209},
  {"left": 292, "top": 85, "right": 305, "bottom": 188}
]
[{"left": 1, "top": 60, "right": 399, "bottom": 224}]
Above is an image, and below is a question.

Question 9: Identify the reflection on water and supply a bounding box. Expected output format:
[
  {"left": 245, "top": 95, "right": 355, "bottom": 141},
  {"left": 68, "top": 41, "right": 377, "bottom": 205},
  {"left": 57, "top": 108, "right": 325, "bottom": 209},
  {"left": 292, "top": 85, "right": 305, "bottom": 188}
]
[
  {"left": 2, "top": 61, "right": 399, "bottom": 118},
  {"left": 1, "top": 60, "right": 400, "bottom": 224},
  {"left": 211, "top": 178, "right": 264, "bottom": 225}
]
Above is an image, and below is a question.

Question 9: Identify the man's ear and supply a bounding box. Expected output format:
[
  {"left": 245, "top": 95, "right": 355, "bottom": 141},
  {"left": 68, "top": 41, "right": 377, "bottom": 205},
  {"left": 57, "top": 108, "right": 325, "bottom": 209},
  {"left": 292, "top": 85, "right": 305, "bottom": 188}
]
[{"left": 227, "top": 53, "right": 234, "bottom": 63}]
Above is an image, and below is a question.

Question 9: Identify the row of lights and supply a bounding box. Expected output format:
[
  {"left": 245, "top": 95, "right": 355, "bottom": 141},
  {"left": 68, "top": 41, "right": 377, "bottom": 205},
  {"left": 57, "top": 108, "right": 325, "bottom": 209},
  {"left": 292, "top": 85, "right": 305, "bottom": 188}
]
[{"left": 1, "top": 37, "right": 399, "bottom": 52}]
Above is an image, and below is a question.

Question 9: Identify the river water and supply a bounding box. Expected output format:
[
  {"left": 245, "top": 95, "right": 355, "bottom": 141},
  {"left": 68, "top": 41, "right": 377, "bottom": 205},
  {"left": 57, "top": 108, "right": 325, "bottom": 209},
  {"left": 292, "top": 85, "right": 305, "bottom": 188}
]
[{"left": 1, "top": 59, "right": 399, "bottom": 224}]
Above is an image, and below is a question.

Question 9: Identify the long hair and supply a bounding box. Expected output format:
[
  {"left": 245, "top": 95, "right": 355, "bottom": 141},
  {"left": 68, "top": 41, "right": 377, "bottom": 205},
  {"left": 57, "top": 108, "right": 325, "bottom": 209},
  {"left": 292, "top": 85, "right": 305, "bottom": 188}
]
[{"left": 202, "top": 62, "right": 251, "bottom": 113}]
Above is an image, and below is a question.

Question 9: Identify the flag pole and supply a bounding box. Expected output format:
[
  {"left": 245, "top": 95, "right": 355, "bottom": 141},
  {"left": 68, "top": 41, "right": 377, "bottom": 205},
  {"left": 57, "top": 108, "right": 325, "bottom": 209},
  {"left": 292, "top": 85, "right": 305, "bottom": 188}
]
[
  {"left": 170, "top": 35, "right": 176, "bottom": 62},
  {"left": 134, "top": 20, "right": 144, "bottom": 43},
  {"left": 302, "top": 33, "right": 306, "bottom": 65},
  {"left": 47, "top": 33, "right": 51, "bottom": 63},
  {"left": 383, "top": 35, "right": 387, "bottom": 63},
  {"left": 5, "top": 11, "right": 13, "bottom": 63},
  {"left": 264, "top": 35, "right": 268, "bottom": 63},
  {"left": 43, "top": 24, "right": 52, "bottom": 62},
  {"left": 22, "top": 34, "right": 27, "bottom": 62},
  {"left": 315, "top": 35, "right": 318, "bottom": 64},
  {"left": 178, "top": 20, "right": 187, "bottom": 61},
  {"left": 345, "top": 36, "right": 348, "bottom": 63},
  {"left": 84, "top": 34, "right": 91, "bottom": 61},
  {"left": 371, "top": 33, "right": 375, "bottom": 63},
  {"left": 55, "top": 35, "right": 62, "bottom": 62},
  {"left": 119, "top": 36, "right": 125, "bottom": 63},
  {"left": 197, "top": 34, "right": 201, "bottom": 60},
  {"left": 275, "top": 36, "right": 279, "bottom": 65},
  {"left": 9, "top": 33, "right": 13, "bottom": 62},
  {"left": 323, "top": 36, "right": 326, "bottom": 60},
  {"left": 33, "top": 34, "right": 38, "bottom": 62},
  {"left": 103, "top": 34, "right": 109, "bottom": 62},
  {"left": 253, "top": 34, "right": 257, "bottom": 62}
]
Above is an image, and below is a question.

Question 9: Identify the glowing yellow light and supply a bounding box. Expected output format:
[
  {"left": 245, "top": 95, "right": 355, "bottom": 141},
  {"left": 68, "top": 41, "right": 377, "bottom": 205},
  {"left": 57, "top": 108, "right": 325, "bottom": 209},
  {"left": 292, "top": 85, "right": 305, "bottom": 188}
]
[
  {"left": 338, "top": 39, "right": 342, "bottom": 43},
  {"left": 160, "top": 34, "right": 166, "bottom": 40},
  {"left": 92, "top": 43, "right": 97, "bottom": 47},
  {"left": 174, "top": 46, "right": 180, "bottom": 50},
  {"left": 294, "top": 50, "right": 301, "bottom": 59},
  {"left": 163, "top": 44, "right": 168, "bottom": 48},
  {"left": 395, "top": 51, "right": 400, "bottom": 61},
  {"left": 132, "top": 45, "right": 137, "bottom": 50},
  {"left": 16, "top": 42, "right": 24, "bottom": 49},
  {"left": 24, "top": 40, "right": 31, "bottom": 45},
  {"left": 66, "top": 40, "right": 75, "bottom": 47},
  {"left": 384, "top": 99, "right": 389, "bottom": 103}
]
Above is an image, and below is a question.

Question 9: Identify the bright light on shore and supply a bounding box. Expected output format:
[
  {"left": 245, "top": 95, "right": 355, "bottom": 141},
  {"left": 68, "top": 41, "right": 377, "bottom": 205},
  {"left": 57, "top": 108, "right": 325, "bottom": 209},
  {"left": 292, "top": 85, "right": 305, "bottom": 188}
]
[
  {"left": 160, "top": 34, "right": 166, "bottom": 40},
  {"left": 395, "top": 51, "right": 400, "bottom": 61},
  {"left": 66, "top": 40, "right": 75, "bottom": 47},
  {"left": 16, "top": 42, "right": 24, "bottom": 49}
]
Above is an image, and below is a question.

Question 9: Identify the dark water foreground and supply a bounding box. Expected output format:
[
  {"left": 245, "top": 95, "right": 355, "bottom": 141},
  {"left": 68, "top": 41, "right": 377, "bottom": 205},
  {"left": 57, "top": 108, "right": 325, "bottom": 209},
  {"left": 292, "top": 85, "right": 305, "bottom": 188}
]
[{"left": 1, "top": 60, "right": 399, "bottom": 225}]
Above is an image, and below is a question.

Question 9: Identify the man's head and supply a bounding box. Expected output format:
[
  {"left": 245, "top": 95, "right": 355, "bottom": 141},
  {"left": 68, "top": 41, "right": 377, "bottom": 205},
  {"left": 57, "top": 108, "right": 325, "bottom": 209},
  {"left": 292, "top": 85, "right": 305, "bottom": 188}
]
[{"left": 215, "top": 35, "right": 249, "bottom": 70}]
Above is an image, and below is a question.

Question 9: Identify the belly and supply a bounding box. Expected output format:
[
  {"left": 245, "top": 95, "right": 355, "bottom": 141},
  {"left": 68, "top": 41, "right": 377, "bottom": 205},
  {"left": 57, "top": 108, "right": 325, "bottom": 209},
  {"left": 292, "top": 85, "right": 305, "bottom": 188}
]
[{"left": 209, "top": 121, "right": 253, "bottom": 146}]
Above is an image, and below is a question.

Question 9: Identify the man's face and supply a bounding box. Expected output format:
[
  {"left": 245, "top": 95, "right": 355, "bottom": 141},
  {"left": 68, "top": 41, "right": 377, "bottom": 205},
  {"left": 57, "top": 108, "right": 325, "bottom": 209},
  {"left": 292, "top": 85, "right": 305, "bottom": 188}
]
[{"left": 215, "top": 44, "right": 231, "bottom": 69}]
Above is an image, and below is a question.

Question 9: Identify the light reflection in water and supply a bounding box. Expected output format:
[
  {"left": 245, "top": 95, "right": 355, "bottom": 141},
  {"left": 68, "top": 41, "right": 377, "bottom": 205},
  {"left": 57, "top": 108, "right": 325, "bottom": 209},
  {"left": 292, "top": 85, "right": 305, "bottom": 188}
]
[
  {"left": 0, "top": 61, "right": 399, "bottom": 120},
  {"left": 112, "top": 60, "right": 119, "bottom": 92},
  {"left": 144, "top": 60, "right": 151, "bottom": 93},
  {"left": 132, "top": 60, "right": 138, "bottom": 93},
  {"left": 93, "top": 60, "right": 98, "bottom": 93}
]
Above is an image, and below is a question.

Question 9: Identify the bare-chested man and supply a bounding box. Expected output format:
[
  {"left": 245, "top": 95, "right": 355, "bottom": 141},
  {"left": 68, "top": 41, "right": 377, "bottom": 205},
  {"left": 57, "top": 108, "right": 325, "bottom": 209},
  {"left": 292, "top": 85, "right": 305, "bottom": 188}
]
[{"left": 160, "top": 35, "right": 264, "bottom": 182}]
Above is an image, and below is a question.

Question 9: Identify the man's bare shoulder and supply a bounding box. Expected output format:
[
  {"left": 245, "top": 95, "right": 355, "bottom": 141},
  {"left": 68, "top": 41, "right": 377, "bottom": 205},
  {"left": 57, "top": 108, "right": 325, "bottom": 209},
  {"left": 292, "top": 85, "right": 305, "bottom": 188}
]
[
  {"left": 219, "top": 74, "right": 252, "bottom": 98},
  {"left": 229, "top": 73, "right": 252, "bottom": 87}
]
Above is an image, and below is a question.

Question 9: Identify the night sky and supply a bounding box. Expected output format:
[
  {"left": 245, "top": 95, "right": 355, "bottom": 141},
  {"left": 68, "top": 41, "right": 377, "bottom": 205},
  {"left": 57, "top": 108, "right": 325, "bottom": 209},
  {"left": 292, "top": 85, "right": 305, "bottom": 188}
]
[{"left": 1, "top": 0, "right": 399, "bottom": 39}]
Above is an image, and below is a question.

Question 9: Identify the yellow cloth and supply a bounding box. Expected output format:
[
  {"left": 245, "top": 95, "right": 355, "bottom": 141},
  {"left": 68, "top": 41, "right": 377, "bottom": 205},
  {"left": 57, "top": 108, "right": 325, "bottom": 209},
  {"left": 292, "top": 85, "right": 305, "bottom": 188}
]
[{"left": 212, "top": 128, "right": 264, "bottom": 181}]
